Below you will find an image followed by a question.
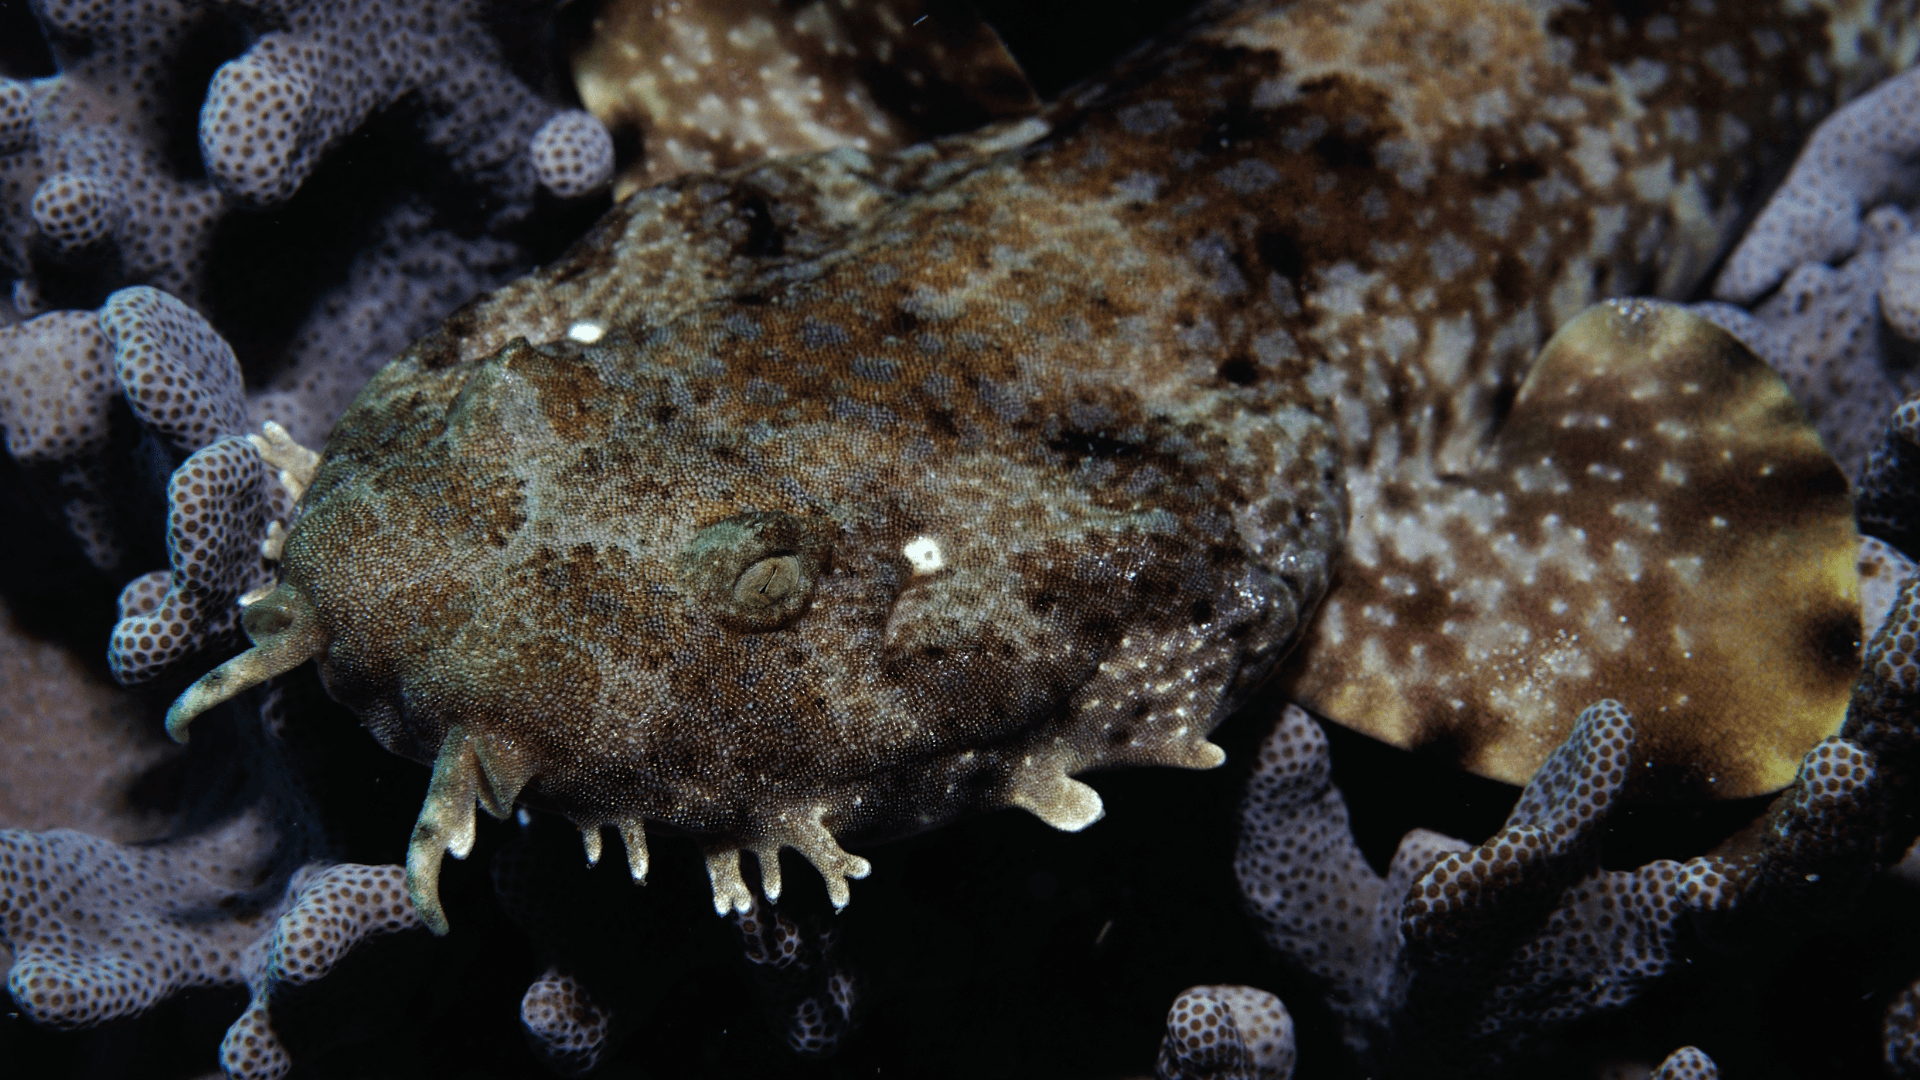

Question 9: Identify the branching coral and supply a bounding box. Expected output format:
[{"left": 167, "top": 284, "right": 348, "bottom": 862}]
[
  {"left": 219, "top": 862, "right": 430, "bottom": 1080},
  {"left": 4, "top": 1, "right": 1920, "bottom": 1076},
  {"left": 1, "top": 0, "right": 610, "bottom": 313},
  {"left": 1653, "top": 1046, "right": 1721, "bottom": 1080},
  {"left": 0, "top": 0, "right": 226, "bottom": 311},
  {"left": 0, "top": 812, "right": 279, "bottom": 1030},
  {"left": 195, "top": 0, "right": 574, "bottom": 211},
  {"left": 731, "top": 894, "right": 861, "bottom": 1057},
  {"left": 1155, "top": 984, "right": 1295, "bottom": 1080},
  {"left": 1714, "top": 68, "right": 1920, "bottom": 306},
  {"left": 1890, "top": 980, "right": 1920, "bottom": 1077},
  {"left": 0, "top": 308, "right": 122, "bottom": 568},
  {"left": 1860, "top": 391, "right": 1920, "bottom": 559},
  {"left": 1699, "top": 66, "right": 1920, "bottom": 480},
  {"left": 1692, "top": 203, "right": 1920, "bottom": 479},
  {"left": 1234, "top": 573, "right": 1920, "bottom": 1077},
  {"left": 0, "top": 0, "right": 615, "bottom": 605}
]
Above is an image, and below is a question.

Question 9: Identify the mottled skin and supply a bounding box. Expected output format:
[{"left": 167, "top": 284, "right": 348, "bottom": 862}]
[{"left": 172, "top": 0, "right": 1915, "bottom": 921}]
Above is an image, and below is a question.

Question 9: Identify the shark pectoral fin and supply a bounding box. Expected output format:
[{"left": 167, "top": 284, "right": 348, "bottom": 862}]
[{"left": 1281, "top": 300, "right": 1861, "bottom": 800}]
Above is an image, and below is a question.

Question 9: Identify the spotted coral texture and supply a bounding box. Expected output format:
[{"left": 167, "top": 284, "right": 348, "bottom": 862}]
[
  {"left": 0, "top": 308, "right": 122, "bottom": 568},
  {"left": 1858, "top": 392, "right": 1920, "bottom": 559},
  {"left": 733, "top": 894, "right": 859, "bottom": 1056},
  {"left": 29, "top": 171, "right": 124, "bottom": 251},
  {"left": 0, "top": 0, "right": 598, "bottom": 430},
  {"left": 1394, "top": 702, "right": 1708, "bottom": 1052},
  {"left": 1889, "top": 979, "right": 1920, "bottom": 1078},
  {"left": 0, "top": 814, "right": 276, "bottom": 1029},
  {"left": 1694, "top": 204, "right": 1920, "bottom": 480},
  {"left": 1842, "top": 573, "right": 1920, "bottom": 864},
  {"left": 1716, "top": 66, "right": 1920, "bottom": 305},
  {"left": 0, "top": 77, "right": 31, "bottom": 155},
  {"left": 198, "top": 0, "right": 561, "bottom": 212},
  {"left": 1235, "top": 704, "right": 1398, "bottom": 1035},
  {"left": 529, "top": 111, "right": 614, "bottom": 200},
  {"left": 108, "top": 435, "right": 277, "bottom": 685},
  {"left": 220, "top": 863, "right": 424, "bottom": 1080},
  {"left": 1861, "top": 536, "right": 1918, "bottom": 635},
  {"left": 1237, "top": 683, "right": 1897, "bottom": 1074},
  {"left": 1402, "top": 704, "right": 1634, "bottom": 961},
  {"left": 1156, "top": 984, "right": 1296, "bottom": 1080},
  {"left": 519, "top": 965, "right": 614, "bottom": 1077},
  {"left": 93, "top": 286, "right": 293, "bottom": 687},
  {"left": 1651, "top": 1045, "right": 1720, "bottom": 1080},
  {"left": 0, "top": 0, "right": 226, "bottom": 305},
  {"left": 98, "top": 285, "right": 247, "bottom": 453}
]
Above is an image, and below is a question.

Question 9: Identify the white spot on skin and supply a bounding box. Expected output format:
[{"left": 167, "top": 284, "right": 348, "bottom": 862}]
[
  {"left": 1667, "top": 554, "right": 1703, "bottom": 587},
  {"left": 1571, "top": 126, "right": 1619, "bottom": 189},
  {"left": 1612, "top": 500, "right": 1661, "bottom": 533},
  {"left": 1614, "top": 58, "right": 1669, "bottom": 97},
  {"left": 1702, "top": 42, "right": 1748, "bottom": 87},
  {"left": 1427, "top": 233, "right": 1479, "bottom": 280},
  {"left": 567, "top": 321, "right": 606, "bottom": 343},
  {"left": 1611, "top": 539, "right": 1643, "bottom": 581},
  {"left": 1471, "top": 190, "right": 1523, "bottom": 239},
  {"left": 1631, "top": 158, "right": 1675, "bottom": 203},
  {"left": 903, "top": 535, "right": 945, "bottom": 574},
  {"left": 1426, "top": 314, "right": 1476, "bottom": 384}
]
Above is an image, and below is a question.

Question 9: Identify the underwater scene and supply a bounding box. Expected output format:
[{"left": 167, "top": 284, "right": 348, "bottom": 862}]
[{"left": 4, "top": 0, "right": 1920, "bottom": 1076}]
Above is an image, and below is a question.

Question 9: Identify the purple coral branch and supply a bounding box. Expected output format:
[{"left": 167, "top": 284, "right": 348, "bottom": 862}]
[{"left": 1235, "top": 571, "right": 1920, "bottom": 1080}]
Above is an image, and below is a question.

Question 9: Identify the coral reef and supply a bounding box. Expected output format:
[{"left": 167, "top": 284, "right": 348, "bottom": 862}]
[
  {"left": 1861, "top": 390, "right": 1920, "bottom": 558},
  {"left": 1156, "top": 984, "right": 1296, "bottom": 1080},
  {"left": 1714, "top": 69, "right": 1920, "bottom": 307},
  {"left": 218, "top": 862, "right": 429, "bottom": 1080},
  {"left": 731, "top": 894, "right": 860, "bottom": 1057},
  {"left": 517, "top": 965, "right": 614, "bottom": 1076},
  {"left": 0, "top": 308, "right": 122, "bottom": 567},
  {"left": 1890, "top": 980, "right": 1920, "bottom": 1077},
  {"left": 1701, "top": 67, "right": 1920, "bottom": 481},
  {"left": 3, "top": 0, "right": 1920, "bottom": 1077},
  {"left": 1, "top": 813, "right": 279, "bottom": 1030},
  {"left": 0, "top": 0, "right": 616, "bottom": 601},
  {"left": 1654, "top": 1047, "right": 1721, "bottom": 1080},
  {"left": 1234, "top": 572, "right": 1920, "bottom": 1076},
  {"left": 1, "top": 0, "right": 610, "bottom": 313}
]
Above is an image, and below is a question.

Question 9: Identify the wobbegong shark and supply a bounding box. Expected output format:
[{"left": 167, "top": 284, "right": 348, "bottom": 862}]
[{"left": 168, "top": 0, "right": 1908, "bottom": 926}]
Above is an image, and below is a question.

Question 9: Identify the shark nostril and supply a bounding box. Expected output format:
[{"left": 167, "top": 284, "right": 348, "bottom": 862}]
[{"left": 735, "top": 554, "right": 802, "bottom": 607}]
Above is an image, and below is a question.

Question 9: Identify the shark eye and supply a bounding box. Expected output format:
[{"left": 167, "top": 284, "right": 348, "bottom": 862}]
[
  {"left": 735, "top": 554, "right": 803, "bottom": 608},
  {"left": 681, "top": 510, "right": 831, "bottom": 631}
]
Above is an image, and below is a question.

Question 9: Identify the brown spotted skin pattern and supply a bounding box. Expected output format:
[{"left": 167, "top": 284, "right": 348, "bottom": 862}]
[{"left": 174, "top": 0, "right": 1917, "bottom": 916}]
